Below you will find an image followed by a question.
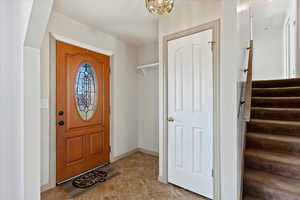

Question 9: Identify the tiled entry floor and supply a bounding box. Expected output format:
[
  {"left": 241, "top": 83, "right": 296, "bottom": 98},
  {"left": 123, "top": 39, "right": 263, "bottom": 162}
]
[{"left": 42, "top": 152, "right": 207, "bottom": 200}]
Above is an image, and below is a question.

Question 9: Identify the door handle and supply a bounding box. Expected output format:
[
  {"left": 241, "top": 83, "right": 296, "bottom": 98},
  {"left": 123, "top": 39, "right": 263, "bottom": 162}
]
[
  {"left": 58, "top": 121, "right": 65, "bottom": 126},
  {"left": 168, "top": 117, "right": 175, "bottom": 122}
]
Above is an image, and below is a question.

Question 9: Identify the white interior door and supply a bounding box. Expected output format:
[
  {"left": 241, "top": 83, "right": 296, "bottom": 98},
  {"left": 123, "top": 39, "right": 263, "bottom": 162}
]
[{"left": 168, "top": 29, "right": 213, "bottom": 199}]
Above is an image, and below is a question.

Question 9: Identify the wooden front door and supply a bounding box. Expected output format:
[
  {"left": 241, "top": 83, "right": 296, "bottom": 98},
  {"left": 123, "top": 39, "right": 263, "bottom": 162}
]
[{"left": 56, "top": 41, "right": 110, "bottom": 183}]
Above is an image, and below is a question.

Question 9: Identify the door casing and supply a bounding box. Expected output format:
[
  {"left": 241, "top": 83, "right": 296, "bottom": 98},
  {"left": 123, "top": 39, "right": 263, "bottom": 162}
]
[
  {"left": 43, "top": 34, "right": 115, "bottom": 191},
  {"left": 161, "top": 20, "right": 221, "bottom": 200}
]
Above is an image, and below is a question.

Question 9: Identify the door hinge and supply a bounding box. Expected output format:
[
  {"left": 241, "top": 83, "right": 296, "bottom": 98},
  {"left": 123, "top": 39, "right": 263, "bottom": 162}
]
[
  {"left": 212, "top": 169, "right": 214, "bottom": 177},
  {"left": 208, "top": 41, "right": 216, "bottom": 51},
  {"left": 109, "top": 146, "right": 111, "bottom": 153}
]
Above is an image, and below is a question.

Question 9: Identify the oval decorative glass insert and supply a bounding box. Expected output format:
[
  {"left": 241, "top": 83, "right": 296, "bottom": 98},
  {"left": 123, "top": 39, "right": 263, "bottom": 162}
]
[{"left": 75, "top": 63, "right": 98, "bottom": 121}]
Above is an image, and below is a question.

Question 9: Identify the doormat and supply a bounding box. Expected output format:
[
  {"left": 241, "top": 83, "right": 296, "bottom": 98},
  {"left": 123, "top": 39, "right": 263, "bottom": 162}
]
[{"left": 59, "top": 165, "right": 120, "bottom": 198}]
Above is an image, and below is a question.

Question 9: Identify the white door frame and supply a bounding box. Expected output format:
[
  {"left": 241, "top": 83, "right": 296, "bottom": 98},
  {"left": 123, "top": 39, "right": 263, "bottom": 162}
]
[
  {"left": 41, "top": 33, "right": 115, "bottom": 191},
  {"left": 284, "top": 17, "right": 291, "bottom": 78},
  {"left": 161, "top": 20, "right": 221, "bottom": 200}
]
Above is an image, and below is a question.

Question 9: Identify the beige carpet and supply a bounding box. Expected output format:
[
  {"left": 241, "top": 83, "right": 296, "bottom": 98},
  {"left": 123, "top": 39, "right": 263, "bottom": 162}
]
[
  {"left": 42, "top": 152, "right": 207, "bottom": 200},
  {"left": 244, "top": 78, "right": 300, "bottom": 200}
]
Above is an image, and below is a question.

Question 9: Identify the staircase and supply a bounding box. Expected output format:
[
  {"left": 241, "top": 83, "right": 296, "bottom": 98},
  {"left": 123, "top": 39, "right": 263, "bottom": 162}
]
[{"left": 243, "top": 78, "right": 300, "bottom": 200}]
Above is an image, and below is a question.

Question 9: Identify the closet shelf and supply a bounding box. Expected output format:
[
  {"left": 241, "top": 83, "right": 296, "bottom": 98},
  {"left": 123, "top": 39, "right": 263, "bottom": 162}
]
[{"left": 137, "top": 62, "right": 158, "bottom": 75}]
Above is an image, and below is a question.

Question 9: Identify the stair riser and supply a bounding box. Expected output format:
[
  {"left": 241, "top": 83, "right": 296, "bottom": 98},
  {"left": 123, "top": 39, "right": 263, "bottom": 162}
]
[
  {"left": 252, "top": 98, "right": 300, "bottom": 108},
  {"left": 245, "top": 155, "right": 300, "bottom": 180},
  {"left": 244, "top": 181, "right": 300, "bottom": 200},
  {"left": 247, "top": 122, "right": 300, "bottom": 137},
  {"left": 253, "top": 79, "right": 300, "bottom": 88},
  {"left": 251, "top": 109, "right": 300, "bottom": 121},
  {"left": 246, "top": 135, "right": 300, "bottom": 155},
  {"left": 253, "top": 88, "right": 300, "bottom": 97}
]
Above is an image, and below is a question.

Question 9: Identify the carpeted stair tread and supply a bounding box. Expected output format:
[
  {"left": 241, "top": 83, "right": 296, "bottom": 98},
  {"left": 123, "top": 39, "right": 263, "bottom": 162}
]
[
  {"left": 244, "top": 169, "right": 300, "bottom": 199},
  {"left": 253, "top": 78, "right": 300, "bottom": 88},
  {"left": 246, "top": 132, "right": 300, "bottom": 155},
  {"left": 252, "top": 87, "right": 300, "bottom": 97},
  {"left": 251, "top": 107, "right": 300, "bottom": 121},
  {"left": 246, "top": 149, "right": 300, "bottom": 167},
  {"left": 244, "top": 78, "right": 300, "bottom": 199},
  {"left": 252, "top": 97, "right": 300, "bottom": 108},
  {"left": 247, "top": 119, "right": 300, "bottom": 136},
  {"left": 245, "top": 149, "right": 300, "bottom": 179}
]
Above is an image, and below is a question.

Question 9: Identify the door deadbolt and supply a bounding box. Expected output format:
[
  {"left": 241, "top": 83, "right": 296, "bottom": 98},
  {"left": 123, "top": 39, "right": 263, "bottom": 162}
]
[
  {"left": 58, "top": 121, "right": 65, "bottom": 126},
  {"left": 168, "top": 117, "right": 175, "bottom": 122}
]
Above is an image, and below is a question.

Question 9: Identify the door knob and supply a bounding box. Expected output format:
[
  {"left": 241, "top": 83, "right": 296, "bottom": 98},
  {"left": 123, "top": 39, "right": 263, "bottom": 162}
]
[
  {"left": 58, "top": 121, "right": 65, "bottom": 126},
  {"left": 168, "top": 117, "right": 175, "bottom": 122}
]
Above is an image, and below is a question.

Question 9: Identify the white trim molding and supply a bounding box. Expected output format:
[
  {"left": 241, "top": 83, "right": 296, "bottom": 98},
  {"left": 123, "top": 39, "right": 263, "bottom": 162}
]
[{"left": 50, "top": 33, "right": 114, "bottom": 56}]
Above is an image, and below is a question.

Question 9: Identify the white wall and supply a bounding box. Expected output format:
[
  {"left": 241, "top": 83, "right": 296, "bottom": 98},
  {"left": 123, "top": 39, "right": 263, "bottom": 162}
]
[
  {"left": 1, "top": 0, "right": 52, "bottom": 200},
  {"left": 158, "top": 0, "right": 241, "bottom": 199},
  {"left": 0, "top": 1, "right": 27, "bottom": 199},
  {"left": 297, "top": 1, "right": 300, "bottom": 76},
  {"left": 220, "top": 0, "right": 240, "bottom": 199},
  {"left": 40, "top": 11, "right": 139, "bottom": 187},
  {"left": 253, "top": 28, "right": 284, "bottom": 80},
  {"left": 137, "top": 44, "right": 159, "bottom": 153}
]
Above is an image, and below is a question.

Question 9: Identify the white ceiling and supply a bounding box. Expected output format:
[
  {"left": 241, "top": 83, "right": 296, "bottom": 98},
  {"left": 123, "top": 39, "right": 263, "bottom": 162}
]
[
  {"left": 252, "top": 0, "right": 290, "bottom": 31},
  {"left": 53, "top": 0, "right": 159, "bottom": 47}
]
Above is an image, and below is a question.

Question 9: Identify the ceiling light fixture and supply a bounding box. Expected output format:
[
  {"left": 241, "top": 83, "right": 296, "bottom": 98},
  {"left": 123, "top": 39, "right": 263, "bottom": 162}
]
[{"left": 145, "top": 0, "right": 174, "bottom": 15}]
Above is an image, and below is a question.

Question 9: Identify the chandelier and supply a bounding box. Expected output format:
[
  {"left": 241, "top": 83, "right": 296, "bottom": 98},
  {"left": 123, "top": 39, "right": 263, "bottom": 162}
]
[{"left": 145, "top": 0, "right": 174, "bottom": 15}]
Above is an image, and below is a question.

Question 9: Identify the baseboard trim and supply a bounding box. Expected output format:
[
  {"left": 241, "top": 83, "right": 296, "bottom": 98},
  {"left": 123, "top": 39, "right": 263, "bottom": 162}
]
[
  {"left": 111, "top": 148, "right": 158, "bottom": 163},
  {"left": 110, "top": 148, "right": 139, "bottom": 163},
  {"left": 158, "top": 175, "right": 168, "bottom": 184},
  {"left": 137, "top": 148, "right": 159, "bottom": 157},
  {"left": 41, "top": 183, "right": 53, "bottom": 193}
]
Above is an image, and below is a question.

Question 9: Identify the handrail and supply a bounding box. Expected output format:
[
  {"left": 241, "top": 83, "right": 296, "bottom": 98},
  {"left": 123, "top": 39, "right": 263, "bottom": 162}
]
[
  {"left": 243, "top": 40, "right": 253, "bottom": 122},
  {"left": 239, "top": 40, "right": 254, "bottom": 200}
]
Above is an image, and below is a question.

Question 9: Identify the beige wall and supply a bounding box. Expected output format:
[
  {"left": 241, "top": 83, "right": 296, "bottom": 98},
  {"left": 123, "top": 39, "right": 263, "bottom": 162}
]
[
  {"left": 253, "top": 28, "right": 284, "bottom": 80},
  {"left": 1, "top": 1, "right": 34, "bottom": 199},
  {"left": 137, "top": 44, "right": 159, "bottom": 153},
  {"left": 40, "top": 11, "right": 139, "bottom": 187}
]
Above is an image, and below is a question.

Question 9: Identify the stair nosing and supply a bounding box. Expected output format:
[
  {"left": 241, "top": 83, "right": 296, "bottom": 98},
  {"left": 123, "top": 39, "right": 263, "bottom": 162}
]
[
  {"left": 251, "top": 107, "right": 300, "bottom": 111},
  {"left": 247, "top": 132, "right": 300, "bottom": 143},
  {"left": 249, "top": 118, "right": 300, "bottom": 125},
  {"left": 245, "top": 149, "right": 300, "bottom": 167},
  {"left": 252, "top": 97, "right": 300, "bottom": 99},
  {"left": 253, "top": 78, "right": 300, "bottom": 83},
  {"left": 253, "top": 86, "right": 300, "bottom": 90}
]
